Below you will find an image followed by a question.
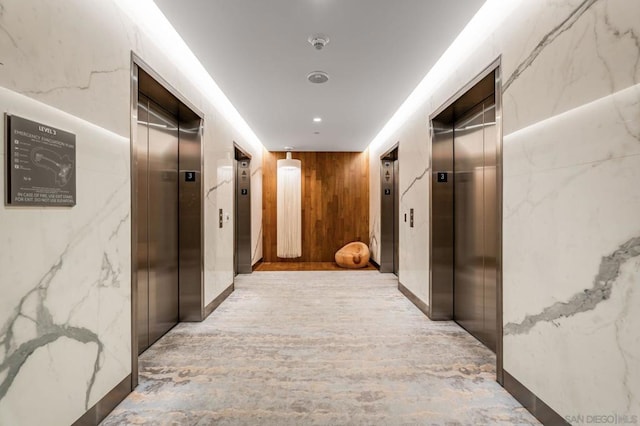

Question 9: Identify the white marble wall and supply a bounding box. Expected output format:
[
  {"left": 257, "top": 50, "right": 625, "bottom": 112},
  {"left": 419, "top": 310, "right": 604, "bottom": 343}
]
[
  {"left": 369, "top": 0, "right": 640, "bottom": 420},
  {"left": 503, "top": 82, "right": 640, "bottom": 418},
  {"left": 205, "top": 143, "right": 233, "bottom": 306},
  {"left": 0, "top": 0, "right": 264, "bottom": 424},
  {"left": 397, "top": 114, "right": 431, "bottom": 303},
  {"left": 0, "top": 89, "right": 131, "bottom": 425},
  {"left": 251, "top": 152, "right": 263, "bottom": 266}
]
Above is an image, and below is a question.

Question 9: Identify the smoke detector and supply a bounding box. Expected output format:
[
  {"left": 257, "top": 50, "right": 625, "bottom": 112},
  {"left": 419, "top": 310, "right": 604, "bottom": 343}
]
[
  {"left": 307, "top": 71, "right": 329, "bottom": 84},
  {"left": 308, "top": 34, "right": 329, "bottom": 50}
]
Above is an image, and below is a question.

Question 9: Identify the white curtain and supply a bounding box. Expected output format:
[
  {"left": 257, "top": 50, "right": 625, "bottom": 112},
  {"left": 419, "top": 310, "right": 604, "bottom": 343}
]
[{"left": 277, "top": 156, "right": 301, "bottom": 258}]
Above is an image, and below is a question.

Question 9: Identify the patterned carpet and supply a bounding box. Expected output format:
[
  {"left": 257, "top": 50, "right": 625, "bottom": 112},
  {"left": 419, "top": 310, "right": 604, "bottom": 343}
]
[{"left": 102, "top": 271, "right": 538, "bottom": 425}]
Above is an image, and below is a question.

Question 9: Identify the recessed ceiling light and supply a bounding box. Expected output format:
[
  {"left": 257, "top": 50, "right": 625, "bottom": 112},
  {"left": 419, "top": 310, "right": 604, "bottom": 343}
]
[
  {"left": 313, "top": 117, "right": 322, "bottom": 123},
  {"left": 307, "top": 71, "right": 329, "bottom": 84}
]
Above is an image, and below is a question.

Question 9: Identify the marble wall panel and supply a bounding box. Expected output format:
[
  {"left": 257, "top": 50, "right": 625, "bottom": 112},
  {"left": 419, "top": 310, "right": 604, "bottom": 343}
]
[
  {"left": 503, "top": 82, "right": 640, "bottom": 417},
  {"left": 369, "top": 0, "right": 640, "bottom": 419},
  {"left": 0, "top": 88, "right": 131, "bottom": 426},
  {"left": 397, "top": 114, "right": 431, "bottom": 303},
  {"left": 0, "top": 0, "right": 265, "bottom": 424}
]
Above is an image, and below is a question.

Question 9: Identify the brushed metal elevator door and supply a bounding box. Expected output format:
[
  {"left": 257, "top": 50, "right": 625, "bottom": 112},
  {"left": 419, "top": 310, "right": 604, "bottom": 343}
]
[
  {"left": 482, "top": 101, "right": 498, "bottom": 351},
  {"left": 453, "top": 96, "right": 497, "bottom": 352},
  {"left": 235, "top": 159, "right": 252, "bottom": 274},
  {"left": 137, "top": 95, "right": 180, "bottom": 354},
  {"left": 380, "top": 154, "right": 398, "bottom": 274},
  {"left": 136, "top": 98, "right": 150, "bottom": 354}
]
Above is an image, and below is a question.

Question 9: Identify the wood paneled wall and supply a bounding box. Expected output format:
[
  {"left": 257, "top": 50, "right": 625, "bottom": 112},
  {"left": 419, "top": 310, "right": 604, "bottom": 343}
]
[{"left": 263, "top": 151, "right": 370, "bottom": 262}]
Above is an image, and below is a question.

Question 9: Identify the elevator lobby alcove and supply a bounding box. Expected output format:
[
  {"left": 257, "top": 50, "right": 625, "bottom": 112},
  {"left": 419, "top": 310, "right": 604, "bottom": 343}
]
[
  {"left": 256, "top": 150, "right": 374, "bottom": 272},
  {"left": 2, "top": 1, "right": 638, "bottom": 425}
]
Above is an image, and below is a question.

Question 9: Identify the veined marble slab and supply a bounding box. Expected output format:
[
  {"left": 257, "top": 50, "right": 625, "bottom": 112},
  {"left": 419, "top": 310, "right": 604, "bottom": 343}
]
[
  {"left": 369, "top": 0, "right": 640, "bottom": 420},
  {"left": 502, "top": 0, "right": 640, "bottom": 136},
  {"left": 397, "top": 114, "right": 431, "bottom": 304},
  {"left": 251, "top": 162, "right": 263, "bottom": 265},
  {"left": 0, "top": 88, "right": 131, "bottom": 426},
  {"left": 504, "top": 83, "right": 640, "bottom": 322},
  {"left": 503, "top": 81, "right": 640, "bottom": 417},
  {"left": 203, "top": 153, "right": 234, "bottom": 306},
  {"left": 0, "top": 1, "right": 265, "bottom": 424}
]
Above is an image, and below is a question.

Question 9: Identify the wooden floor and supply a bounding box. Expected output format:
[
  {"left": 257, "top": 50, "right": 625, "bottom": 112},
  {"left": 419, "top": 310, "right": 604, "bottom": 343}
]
[{"left": 253, "top": 262, "right": 377, "bottom": 271}]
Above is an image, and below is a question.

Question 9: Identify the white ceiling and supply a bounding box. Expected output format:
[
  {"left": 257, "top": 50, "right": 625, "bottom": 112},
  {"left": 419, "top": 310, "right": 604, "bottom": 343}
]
[{"left": 153, "top": 0, "right": 485, "bottom": 152}]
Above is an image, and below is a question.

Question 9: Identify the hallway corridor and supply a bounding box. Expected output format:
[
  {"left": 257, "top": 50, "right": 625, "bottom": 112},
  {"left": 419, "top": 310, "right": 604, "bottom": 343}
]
[{"left": 102, "top": 271, "right": 537, "bottom": 425}]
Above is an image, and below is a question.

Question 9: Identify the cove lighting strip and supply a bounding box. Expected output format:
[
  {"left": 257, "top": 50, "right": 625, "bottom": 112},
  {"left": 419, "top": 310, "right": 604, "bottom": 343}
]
[
  {"left": 367, "top": 0, "right": 523, "bottom": 153},
  {"left": 114, "top": 0, "right": 264, "bottom": 153}
]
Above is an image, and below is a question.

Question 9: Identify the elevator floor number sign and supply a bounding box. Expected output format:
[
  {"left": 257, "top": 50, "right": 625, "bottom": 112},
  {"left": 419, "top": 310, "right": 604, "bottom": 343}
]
[{"left": 5, "top": 114, "right": 76, "bottom": 206}]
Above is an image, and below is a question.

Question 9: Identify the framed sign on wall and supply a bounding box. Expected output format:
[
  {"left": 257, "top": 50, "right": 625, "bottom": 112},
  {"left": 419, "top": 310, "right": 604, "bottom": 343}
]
[{"left": 5, "top": 114, "right": 76, "bottom": 207}]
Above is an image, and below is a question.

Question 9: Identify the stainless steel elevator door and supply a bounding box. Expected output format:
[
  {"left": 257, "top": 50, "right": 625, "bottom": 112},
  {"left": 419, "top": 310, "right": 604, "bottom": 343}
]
[
  {"left": 380, "top": 153, "right": 398, "bottom": 274},
  {"left": 482, "top": 101, "right": 498, "bottom": 350},
  {"left": 137, "top": 96, "right": 180, "bottom": 354},
  {"left": 235, "top": 159, "right": 252, "bottom": 274},
  {"left": 136, "top": 98, "right": 150, "bottom": 354},
  {"left": 430, "top": 120, "right": 455, "bottom": 319},
  {"left": 453, "top": 97, "right": 497, "bottom": 352}
]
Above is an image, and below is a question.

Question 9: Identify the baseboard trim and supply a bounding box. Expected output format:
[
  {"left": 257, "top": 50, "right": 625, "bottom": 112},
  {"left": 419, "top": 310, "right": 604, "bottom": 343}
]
[
  {"left": 252, "top": 258, "right": 264, "bottom": 271},
  {"left": 72, "top": 374, "right": 131, "bottom": 426},
  {"left": 369, "top": 258, "right": 380, "bottom": 269},
  {"left": 204, "top": 283, "right": 234, "bottom": 318},
  {"left": 503, "top": 370, "right": 568, "bottom": 426},
  {"left": 398, "top": 282, "right": 430, "bottom": 317}
]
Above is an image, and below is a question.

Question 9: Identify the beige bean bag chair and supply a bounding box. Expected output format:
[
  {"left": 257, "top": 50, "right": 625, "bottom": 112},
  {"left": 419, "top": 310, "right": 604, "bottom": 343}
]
[{"left": 335, "top": 242, "right": 370, "bottom": 269}]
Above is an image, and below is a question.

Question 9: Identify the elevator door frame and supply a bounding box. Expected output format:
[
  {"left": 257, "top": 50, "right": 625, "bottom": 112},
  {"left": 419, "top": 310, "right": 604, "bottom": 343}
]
[
  {"left": 130, "top": 54, "right": 205, "bottom": 389},
  {"left": 428, "top": 57, "right": 503, "bottom": 384},
  {"left": 380, "top": 144, "right": 399, "bottom": 274}
]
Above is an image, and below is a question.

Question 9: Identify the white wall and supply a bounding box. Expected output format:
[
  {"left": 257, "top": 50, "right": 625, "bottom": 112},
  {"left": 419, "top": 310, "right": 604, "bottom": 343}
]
[
  {"left": 251, "top": 152, "right": 263, "bottom": 266},
  {"left": 0, "top": 0, "right": 263, "bottom": 424},
  {"left": 369, "top": 0, "right": 639, "bottom": 419}
]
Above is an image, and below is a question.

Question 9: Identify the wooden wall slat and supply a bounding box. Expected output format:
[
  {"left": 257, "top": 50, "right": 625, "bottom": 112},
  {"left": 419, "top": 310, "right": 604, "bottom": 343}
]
[{"left": 262, "top": 150, "right": 370, "bottom": 262}]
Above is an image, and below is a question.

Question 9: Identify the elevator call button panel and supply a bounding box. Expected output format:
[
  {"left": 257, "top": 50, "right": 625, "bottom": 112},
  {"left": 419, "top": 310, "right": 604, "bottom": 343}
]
[{"left": 5, "top": 114, "right": 76, "bottom": 206}]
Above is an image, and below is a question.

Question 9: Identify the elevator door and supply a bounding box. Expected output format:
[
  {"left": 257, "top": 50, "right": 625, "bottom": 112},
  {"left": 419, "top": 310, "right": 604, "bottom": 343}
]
[
  {"left": 453, "top": 96, "right": 497, "bottom": 351},
  {"left": 380, "top": 153, "right": 398, "bottom": 274},
  {"left": 235, "top": 157, "right": 252, "bottom": 274},
  {"left": 137, "top": 95, "right": 180, "bottom": 354}
]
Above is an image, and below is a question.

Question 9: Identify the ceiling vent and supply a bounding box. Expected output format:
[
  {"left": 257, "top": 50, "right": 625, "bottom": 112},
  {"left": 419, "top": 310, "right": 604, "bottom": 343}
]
[
  {"left": 308, "top": 34, "right": 329, "bottom": 50},
  {"left": 307, "top": 71, "right": 329, "bottom": 84}
]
